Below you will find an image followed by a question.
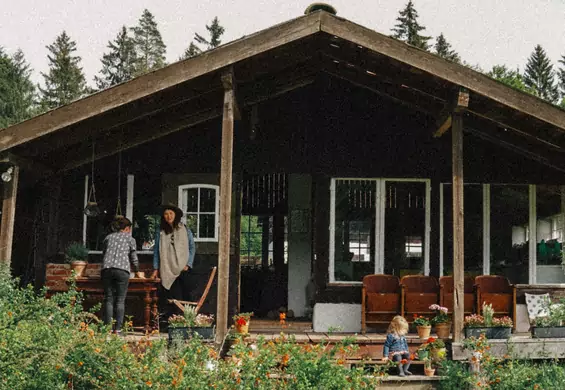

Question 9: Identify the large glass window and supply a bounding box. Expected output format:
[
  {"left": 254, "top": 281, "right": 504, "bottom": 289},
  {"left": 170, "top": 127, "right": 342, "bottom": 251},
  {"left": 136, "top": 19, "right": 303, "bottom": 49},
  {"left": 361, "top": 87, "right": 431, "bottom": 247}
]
[
  {"left": 178, "top": 184, "right": 219, "bottom": 242},
  {"left": 491, "top": 185, "right": 529, "bottom": 284},
  {"left": 332, "top": 179, "right": 376, "bottom": 282}
]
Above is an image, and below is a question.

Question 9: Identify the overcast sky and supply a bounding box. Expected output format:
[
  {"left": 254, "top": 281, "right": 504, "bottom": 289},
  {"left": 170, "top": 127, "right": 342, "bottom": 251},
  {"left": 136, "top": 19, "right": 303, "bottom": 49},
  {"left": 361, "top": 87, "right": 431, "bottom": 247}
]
[{"left": 1, "top": 0, "right": 565, "bottom": 86}]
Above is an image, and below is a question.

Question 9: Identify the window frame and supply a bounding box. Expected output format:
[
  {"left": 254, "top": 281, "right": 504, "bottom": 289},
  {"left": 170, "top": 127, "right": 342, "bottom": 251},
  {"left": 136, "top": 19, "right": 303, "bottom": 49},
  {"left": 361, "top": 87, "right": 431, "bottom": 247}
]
[
  {"left": 178, "top": 184, "right": 220, "bottom": 242},
  {"left": 329, "top": 177, "right": 431, "bottom": 284}
]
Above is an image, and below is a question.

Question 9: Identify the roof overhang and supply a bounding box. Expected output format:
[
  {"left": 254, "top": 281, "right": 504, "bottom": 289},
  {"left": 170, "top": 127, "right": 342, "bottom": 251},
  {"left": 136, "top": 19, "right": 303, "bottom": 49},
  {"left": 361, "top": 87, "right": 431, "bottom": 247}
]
[{"left": 2, "top": 10, "right": 565, "bottom": 174}]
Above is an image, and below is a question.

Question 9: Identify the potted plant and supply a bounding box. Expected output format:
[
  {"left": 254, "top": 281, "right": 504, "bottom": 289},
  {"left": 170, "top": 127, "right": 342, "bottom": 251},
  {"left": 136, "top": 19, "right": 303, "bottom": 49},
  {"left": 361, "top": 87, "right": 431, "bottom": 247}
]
[
  {"left": 416, "top": 341, "right": 431, "bottom": 361},
  {"left": 193, "top": 313, "right": 215, "bottom": 339},
  {"left": 423, "top": 358, "right": 435, "bottom": 377},
  {"left": 531, "top": 298, "right": 565, "bottom": 338},
  {"left": 429, "top": 304, "right": 451, "bottom": 338},
  {"left": 64, "top": 242, "right": 89, "bottom": 277},
  {"left": 464, "top": 303, "right": 513, "bottom": 339},
  {"left": 168, "top": 306, "right": 215, "bottom": 341},
  {"left": 425, "top": 337, "right": 446, "bottom": 362},
  {"left": 233, "top": 312, "right": 253, "bottom": 334},
  {"left": 413, "top": 314, "right": 432, "bottom": 339}
]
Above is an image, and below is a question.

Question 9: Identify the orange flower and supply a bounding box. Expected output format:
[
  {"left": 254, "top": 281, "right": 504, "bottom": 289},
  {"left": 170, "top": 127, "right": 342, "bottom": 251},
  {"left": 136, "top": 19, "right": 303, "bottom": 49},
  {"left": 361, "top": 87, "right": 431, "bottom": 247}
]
[
  {"left": 400, "top": 359, "right": 408, "bottom": 364},
  {"left": 78, "top": 361, "right": 84, "bottom": 367},
  {"left": 146, "top": 381, "right": 152, "bottom": 387},
  {"left": 281, "top": 353, "right": 290, "bottom": 365},
  {"left": 7, "top": 311, "right": 12, "bottom": 317},
  {"left": 94, "top": 348, "right": 101, "bottom": 353},
  {"left": 409, "top": 354, "right": 415, "bottom": 360}
]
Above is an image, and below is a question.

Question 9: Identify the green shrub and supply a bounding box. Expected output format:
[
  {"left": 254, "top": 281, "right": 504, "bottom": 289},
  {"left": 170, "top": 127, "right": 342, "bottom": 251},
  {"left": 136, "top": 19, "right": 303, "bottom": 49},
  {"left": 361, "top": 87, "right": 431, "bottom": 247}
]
[{"left": 0, "top": 264, "right": 385, "bottom": 389}]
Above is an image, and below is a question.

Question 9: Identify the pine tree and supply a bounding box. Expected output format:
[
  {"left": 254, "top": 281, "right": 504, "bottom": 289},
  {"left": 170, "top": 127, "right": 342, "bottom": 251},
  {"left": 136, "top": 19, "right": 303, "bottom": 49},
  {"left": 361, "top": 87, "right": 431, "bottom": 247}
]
[
  {"left": 130, "top": 9, "right": 167, "bottom": 76},
  {"left": 0, "top": 49, "right": 35, "bottom": 128},
  {"left": 523, "top": 44, "right": 559, "bottom": 103},
  {"left": 94, "top": 26, "right": 137, "bottom": 90},
  {"left": 391, "top": 1, "right": 431, "bottom": 50},
  {"left": 434, "top": 33, "right": 460, "bottom": 63},
  {"left": 39, "top": 31, "right": 87, "bottom": 110},
  {"left": 182, "top": 42, "right": 201, "bottom": 60},
  {"left": 487, "top": 65, "right": 529, "bottom": 92},
  {"left": 182, "top": 17, "right": 225, "bottom": 60},
  {"left": 194, "top": 17, "right": 225, "bottom": 50}
]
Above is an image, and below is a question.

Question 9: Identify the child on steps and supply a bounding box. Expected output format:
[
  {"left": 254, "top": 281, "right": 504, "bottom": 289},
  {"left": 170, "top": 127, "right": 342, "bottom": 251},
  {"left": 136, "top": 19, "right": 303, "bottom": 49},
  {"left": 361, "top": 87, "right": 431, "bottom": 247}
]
[{"left": 382, "top": 315, "right": 412, "bottom": 376}]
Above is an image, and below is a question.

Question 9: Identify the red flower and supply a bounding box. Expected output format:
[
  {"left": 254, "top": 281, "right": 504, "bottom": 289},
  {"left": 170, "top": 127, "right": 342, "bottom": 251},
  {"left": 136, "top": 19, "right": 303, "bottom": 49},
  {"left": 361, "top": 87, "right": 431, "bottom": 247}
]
[
  {"left": 236, "top": 318, "right": 247, "bottom": 326},
  {"left": 427, "top": 337, "right": 436, "bottom": 344},
  {"left": 413, "top": 314, "right": 418, "bottom": 318},
  {"left": 400, "top": 359, "right": 408, "bottom": 364},
  {"left": 409, "top": 354, "right": 415, "bottom": 360}
]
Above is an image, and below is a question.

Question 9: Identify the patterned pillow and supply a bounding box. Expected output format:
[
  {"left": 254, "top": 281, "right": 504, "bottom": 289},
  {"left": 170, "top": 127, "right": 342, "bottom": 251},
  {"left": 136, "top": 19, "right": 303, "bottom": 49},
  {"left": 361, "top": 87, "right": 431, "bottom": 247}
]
[{"left": 525, "top": 293, "right": 550, "bottom": 320}]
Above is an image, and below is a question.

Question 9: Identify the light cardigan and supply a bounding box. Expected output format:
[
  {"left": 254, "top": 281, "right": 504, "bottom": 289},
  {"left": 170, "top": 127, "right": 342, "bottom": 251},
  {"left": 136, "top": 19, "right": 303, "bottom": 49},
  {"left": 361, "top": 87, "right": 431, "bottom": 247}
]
[{"left": 153, "top": 225, "right": 195, "bottom": 272}]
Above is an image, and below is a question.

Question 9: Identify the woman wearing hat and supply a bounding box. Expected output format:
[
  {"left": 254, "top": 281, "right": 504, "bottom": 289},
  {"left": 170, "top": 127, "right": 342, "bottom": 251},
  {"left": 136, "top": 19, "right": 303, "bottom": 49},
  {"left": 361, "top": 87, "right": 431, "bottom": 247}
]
[{"left": 151, "top": 205, "right": 195, "bottom": 301}]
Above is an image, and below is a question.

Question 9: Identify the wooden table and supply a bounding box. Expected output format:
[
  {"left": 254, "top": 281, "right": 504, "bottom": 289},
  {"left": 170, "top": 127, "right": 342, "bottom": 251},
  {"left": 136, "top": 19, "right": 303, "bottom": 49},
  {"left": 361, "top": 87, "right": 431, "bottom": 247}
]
[{"left": 74, "top": 277, "right": 161, "bottom": 332}]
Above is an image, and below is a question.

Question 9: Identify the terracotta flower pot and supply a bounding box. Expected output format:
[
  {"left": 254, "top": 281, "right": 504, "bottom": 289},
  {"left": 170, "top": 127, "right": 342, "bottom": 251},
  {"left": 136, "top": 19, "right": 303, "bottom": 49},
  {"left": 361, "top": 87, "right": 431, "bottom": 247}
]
[
  {"left": 435, "top": 322, "right": 451, "bottom": 338},
  {"left": 417, "top": 325, "right": 432, "bottom": 339},
  {"left": 424, "top": 367, "right": 435, "bottom": 377},
  {"left": 70, "top": 261, "right": 87, "bottom": 277},
  {"left": 236, "top": 323, "right": 249, "bottom": 334}
]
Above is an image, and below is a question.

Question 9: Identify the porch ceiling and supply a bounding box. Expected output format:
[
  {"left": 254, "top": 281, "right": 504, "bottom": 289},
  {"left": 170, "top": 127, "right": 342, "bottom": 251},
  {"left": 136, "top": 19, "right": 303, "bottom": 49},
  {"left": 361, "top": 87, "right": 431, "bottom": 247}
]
[{"left": 2, "top": 10, "right": 565, "bottom": 175}]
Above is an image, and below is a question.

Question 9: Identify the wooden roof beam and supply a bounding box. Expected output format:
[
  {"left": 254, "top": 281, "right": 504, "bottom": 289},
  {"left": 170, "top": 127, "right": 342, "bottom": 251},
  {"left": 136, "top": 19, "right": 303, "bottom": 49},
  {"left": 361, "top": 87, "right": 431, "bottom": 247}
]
[
  {"left": 433, "top": 89, "right": 469, "bottom": 138},
  {"left": 0, "top": 152, "right": 55, "bottom": 177}
]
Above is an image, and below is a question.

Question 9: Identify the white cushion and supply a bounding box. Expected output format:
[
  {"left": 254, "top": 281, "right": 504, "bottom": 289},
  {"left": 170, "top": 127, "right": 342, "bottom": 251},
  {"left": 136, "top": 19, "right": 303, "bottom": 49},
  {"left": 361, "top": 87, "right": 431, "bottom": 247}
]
[{"left": 525, "top": 293, "right": 550, "bottom": 320}]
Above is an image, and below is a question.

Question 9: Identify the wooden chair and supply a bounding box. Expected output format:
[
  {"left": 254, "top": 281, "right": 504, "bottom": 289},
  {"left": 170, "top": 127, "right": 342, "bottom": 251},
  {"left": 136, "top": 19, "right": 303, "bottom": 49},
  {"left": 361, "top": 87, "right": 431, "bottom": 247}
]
[
  {"left": 169, "top": 267, "right": 217, "bottom": 314},
  {"left": 400, "top": 275, "right": 439, "bottom": 320},
  {"left": 439, "top": 276, "right": 475, "bottom": 316},
  {"left": 475, "top": 275, "right": 516, "bottom": 329},
  {"left": 361, "top": 274, "right": 401, "bottom": 333}
]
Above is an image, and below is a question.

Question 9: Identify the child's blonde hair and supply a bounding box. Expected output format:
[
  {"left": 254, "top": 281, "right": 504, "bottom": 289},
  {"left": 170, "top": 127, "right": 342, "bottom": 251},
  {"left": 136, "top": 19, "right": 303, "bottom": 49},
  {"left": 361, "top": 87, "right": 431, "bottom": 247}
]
[{"left": 387, "top": 315, "right": 409, "bottom": 336}]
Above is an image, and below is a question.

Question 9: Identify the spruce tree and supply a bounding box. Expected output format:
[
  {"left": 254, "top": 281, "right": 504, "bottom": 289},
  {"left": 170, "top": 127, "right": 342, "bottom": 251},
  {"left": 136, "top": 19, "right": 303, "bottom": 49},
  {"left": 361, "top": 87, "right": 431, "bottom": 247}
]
[
  {"left": 130, "top": 9, "right": 167, "bottom": 76},
  {"left": 434, "top": 33, "right": 460, "bottom": 63},
  {"left": 0, "top": 49, "right": 35, "bottom": 127},
  {"left": 39, "top": 31, "right": 87, "bottom": 110},
  {"left": 182, "top": 17, "right": 225, "bottom": 59},
  {"left": 94, "top": 26, "right": 137, "bottom": 90},
  {"left": 194, "top": 17, "right": 225, "bottom": 50},
  {"left": 391, "top": 1, "right": 431, "bottom": 50},
  {"left": 523, "top": 44, "right": 559, "bottom": 103},
  {"left": 182, "top": 42, "right": 201, "bottom": 60},
  {"left": 487, "top": 65, "right": 529, "bottom": 92}
]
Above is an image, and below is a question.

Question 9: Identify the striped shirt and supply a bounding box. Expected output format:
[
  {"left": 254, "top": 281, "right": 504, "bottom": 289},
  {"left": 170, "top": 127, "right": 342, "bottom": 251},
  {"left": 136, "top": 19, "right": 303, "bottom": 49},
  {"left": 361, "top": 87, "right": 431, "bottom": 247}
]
[{"left": 102, "top": 232, "right": 139, "bottom": 273}]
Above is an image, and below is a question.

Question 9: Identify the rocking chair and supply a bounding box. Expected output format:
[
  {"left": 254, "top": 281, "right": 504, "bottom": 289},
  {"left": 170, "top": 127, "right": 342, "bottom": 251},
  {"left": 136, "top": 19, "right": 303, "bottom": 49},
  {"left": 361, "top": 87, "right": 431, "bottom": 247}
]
[{"left": 168, "top": 266, "right": 217, "bottom": 314}]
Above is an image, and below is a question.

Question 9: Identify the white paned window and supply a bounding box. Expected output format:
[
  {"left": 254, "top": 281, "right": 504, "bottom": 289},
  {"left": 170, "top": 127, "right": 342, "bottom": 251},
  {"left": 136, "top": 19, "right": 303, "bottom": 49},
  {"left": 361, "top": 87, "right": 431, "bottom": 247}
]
[{"left": 178, "top": 184, "right": 219, "bottom": 242}]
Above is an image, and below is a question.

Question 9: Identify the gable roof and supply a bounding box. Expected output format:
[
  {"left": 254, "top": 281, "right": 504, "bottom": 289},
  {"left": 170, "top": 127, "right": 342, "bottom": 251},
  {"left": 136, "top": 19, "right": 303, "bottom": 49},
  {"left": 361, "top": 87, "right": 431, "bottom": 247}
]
[{"left": 2, "top": 10, "right": 565, "bottom": 172}]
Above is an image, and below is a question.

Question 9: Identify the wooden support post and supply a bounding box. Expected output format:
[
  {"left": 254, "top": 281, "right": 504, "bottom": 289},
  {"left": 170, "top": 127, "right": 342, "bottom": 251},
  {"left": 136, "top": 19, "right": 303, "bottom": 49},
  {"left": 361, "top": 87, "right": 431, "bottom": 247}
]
[
  {"left": 216, "top": 69, "right": 236, "bottom": 344},
  {"left": 0, "top": 165, "right": 19, "bottom": 265},
  {"left": 452, "top": 111, "right": 464, "bottom": 342}
]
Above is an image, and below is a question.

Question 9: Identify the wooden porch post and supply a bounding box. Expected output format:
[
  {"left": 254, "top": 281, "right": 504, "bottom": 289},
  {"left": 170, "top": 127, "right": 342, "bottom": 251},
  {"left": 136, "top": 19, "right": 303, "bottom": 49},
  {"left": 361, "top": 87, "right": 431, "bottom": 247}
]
[
  {"left": 452, "top": 102, "right": 465, "bottom": 342},
  {"left": 0, "top": 165, "right": 19, "bottom": 265},
  {"left": 216, "top": 69, "right": 236, "bottom": 344}
]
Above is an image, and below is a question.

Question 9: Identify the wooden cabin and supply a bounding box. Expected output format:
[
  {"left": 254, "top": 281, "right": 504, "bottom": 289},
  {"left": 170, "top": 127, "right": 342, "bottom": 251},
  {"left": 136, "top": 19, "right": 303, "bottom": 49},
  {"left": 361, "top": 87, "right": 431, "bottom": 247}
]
[{"left": 2, "top": 10, "right": 565, "bottom": 343}]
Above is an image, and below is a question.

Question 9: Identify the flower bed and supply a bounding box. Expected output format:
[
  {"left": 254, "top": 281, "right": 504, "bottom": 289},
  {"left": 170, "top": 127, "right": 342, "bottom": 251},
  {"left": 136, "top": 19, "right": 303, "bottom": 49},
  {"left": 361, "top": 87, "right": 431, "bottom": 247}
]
[{"left": 1, "top": 264, "right": 385, "bottom": 389}]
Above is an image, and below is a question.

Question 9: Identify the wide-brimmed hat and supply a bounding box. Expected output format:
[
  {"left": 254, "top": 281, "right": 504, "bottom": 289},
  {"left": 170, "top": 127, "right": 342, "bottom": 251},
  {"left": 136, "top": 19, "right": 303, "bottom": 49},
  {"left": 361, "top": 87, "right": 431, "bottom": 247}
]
[{"left": 160, "top": 204, "right": 184, "bottom": 218}]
